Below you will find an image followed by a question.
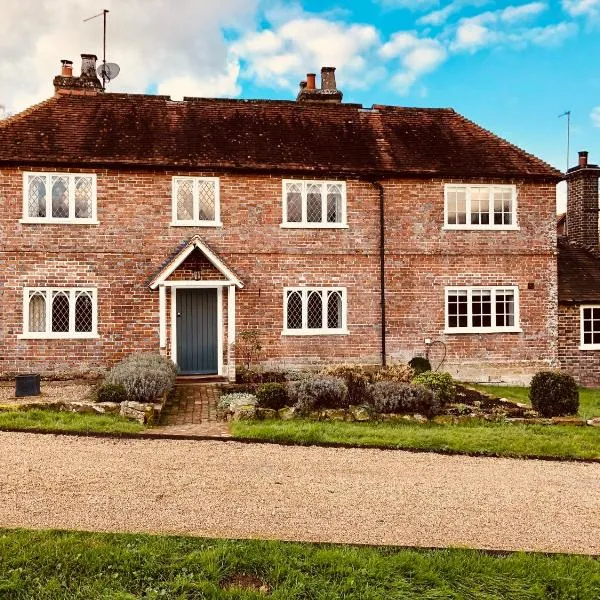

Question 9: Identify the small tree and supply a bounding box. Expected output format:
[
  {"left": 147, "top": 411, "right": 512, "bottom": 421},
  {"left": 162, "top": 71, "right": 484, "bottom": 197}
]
[{"left": 234, "top": 330, "right": 263, "bottom": 369}]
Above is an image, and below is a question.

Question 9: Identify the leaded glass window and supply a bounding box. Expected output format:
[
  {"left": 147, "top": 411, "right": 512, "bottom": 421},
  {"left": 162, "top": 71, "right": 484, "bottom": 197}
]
[
  {"left": 24, "top": 173, "right": 96, "bottom": 222},
  {"left": 284, "top": 288, "right": 346, "bottom": 334},
  {"left": 283, "top": 180, "right": 346, "bottom": 227},
  {"left": 172, "top": 177, "right": 220, "bottom": 225},
  {"left": 23, "top": 288, "right": 97, "bottom": 337}
]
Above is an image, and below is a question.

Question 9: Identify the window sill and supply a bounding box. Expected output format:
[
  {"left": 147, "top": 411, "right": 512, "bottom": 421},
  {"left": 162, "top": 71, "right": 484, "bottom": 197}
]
[
  {"left": 19, "top": 219, "right": 100, "bottom": 225},
  {"left": 579, "top": 345, "right": 600, "bottom": 351},
  {"left": 170, "top": 221, "right": 223, "bottom": 227},
  {"left": 18, "top": 333, "right": 100, "bottom": 340},
  {"left": 281, "top": 329, "right": 349, "bottom": 336},
  {"left": 442, "top": 225, "right": 520, "bottom": 231},
  {"left": 280, "top": 223, "right": 349, "bottom": 229},
  {"left": 444, "top": 327, "right": 522, "bottom": 334}
]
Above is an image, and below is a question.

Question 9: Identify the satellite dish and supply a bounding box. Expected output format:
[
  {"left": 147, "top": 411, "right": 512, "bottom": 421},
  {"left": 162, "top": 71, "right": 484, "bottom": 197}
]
[{"left": 97, "top": 62, "right": 120, "bottom": 82}]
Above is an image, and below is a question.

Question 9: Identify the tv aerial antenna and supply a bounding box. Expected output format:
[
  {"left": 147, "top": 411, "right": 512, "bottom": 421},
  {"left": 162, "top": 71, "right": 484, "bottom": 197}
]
[
  {"left": 84, "top": 9, "right": 120, "bottom": 90},
  {"left": 558, "top": 110, "right": 571, "bottom": 172}
]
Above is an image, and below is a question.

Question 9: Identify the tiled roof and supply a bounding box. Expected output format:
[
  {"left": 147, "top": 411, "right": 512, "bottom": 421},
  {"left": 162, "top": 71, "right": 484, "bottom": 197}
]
[
  {"left": 0, "top": 92, "right": 562, "bottom": 180},
  {"left": 558, "top": 237, "right": 600, "bottom": 302}
]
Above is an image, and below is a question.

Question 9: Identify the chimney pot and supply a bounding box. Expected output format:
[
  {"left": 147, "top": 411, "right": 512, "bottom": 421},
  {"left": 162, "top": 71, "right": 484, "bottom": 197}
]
[
  {"left": 60, "top": 59, "right": 73, "bottom": 77},
  {"left": 306, "top": 73, "right": 316, "bottom": 90},
  {"left": 80, "top": 53, "right": 98, "bottom": 79},
  {"left": 320, "top": 66, "right": 337, "bottom": 90},
  {"left": 579, "top": 151, "right": 589, "bottom": 168}
]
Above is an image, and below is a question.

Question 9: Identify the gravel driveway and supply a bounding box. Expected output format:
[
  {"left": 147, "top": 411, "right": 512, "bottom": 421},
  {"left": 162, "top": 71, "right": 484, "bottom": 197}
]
[{"left": 1, "top": 432, "right": 599, "bottom": 554}]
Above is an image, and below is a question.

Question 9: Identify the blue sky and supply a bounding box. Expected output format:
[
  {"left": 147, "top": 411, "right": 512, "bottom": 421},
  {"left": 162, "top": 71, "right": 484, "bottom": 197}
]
[{"left": 1, "top": 0, "right": 599, "bottom": 178}]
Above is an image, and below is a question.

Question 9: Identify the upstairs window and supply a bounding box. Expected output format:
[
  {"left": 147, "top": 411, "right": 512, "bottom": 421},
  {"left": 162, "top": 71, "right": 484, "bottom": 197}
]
[
  {"left": 172, "top": 177, "right": 221, "bottom": 226},
  {"left": 283, "top": 287, "right": 347, "bottom": 335},
  {"left": 445, "top": 286, "right": 520, "bottom": 333},
  {"left": 21, "top": 288, "right": 98, "bottom": 339},
  {"left": 22, "top": 173, "right": 97, "bottom": 223},
  {"left": 444, "top": 184, "right": 517, "bottom": 230},
  {"left": 282, "top": 180, "right": 347, "bottom": 228}
]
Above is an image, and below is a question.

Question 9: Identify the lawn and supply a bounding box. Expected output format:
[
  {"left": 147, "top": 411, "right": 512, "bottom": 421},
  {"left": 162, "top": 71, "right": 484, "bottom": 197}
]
[
  {"left": 0, "top": 409, "right": 144, "bottom": 435},
  {"left": 468, "top": 384, "right": 600, "bottom": 420},
  {"left": 232, "top": 418, "right": 600, "bottom": 460},
  {"left": 0, "top": 529, "right": 598, "bottom": 599}
]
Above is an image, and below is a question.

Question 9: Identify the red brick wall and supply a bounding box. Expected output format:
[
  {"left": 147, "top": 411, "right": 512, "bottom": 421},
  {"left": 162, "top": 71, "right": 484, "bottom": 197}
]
[
  {"left": 558, "top": 303, "right": 600, "bottom": 386},
  {"left": 0, "top": 167, "right": 557, "bottom": 382}
]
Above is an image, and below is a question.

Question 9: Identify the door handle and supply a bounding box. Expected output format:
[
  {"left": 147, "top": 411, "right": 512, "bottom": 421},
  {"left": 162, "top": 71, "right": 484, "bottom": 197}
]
[{"left": 177, "top": 313, "right": 181, "bottom": 317}]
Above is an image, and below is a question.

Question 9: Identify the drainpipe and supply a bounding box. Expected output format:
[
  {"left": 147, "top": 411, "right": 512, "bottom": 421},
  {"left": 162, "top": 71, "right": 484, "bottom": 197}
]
[{"left": 371, "top": 181, "right": 386, "bottom": 366}]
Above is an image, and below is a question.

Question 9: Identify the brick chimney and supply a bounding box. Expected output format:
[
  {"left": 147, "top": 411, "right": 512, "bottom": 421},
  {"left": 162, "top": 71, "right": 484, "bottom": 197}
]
[
  {"left": 297, "top": 67, "right": 343, "bottom": 103},
  {"left": 566, "top": 151, "right": 600, "bottom": 246},
  {"left": 54, "top": 54, "right": 103, "bottom": 95}
]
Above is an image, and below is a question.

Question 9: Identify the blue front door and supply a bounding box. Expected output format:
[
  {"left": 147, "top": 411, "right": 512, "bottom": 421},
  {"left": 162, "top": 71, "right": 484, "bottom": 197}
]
[{"left": 176, "top": 288, "right": 218, "bottom": 375}]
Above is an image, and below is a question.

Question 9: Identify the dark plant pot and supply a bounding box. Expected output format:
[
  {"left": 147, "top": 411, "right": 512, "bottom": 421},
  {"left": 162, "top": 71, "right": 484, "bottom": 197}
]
[{"left": 15, "top": 374, "right": 41, "bottom": 397}]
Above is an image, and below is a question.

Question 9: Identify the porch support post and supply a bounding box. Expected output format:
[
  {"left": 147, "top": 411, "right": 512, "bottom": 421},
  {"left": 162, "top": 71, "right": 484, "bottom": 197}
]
[
  {"left": 227, "top": 284, "right": 236, "bottom": 381},
  {"left": 159, "top": 284, "right": 166, "bottom": 349}
]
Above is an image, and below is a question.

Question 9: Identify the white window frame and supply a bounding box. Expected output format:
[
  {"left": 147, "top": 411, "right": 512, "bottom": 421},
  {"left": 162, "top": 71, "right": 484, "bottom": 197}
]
[
  {"left": 282, "top": 287, "right": 348, "bottom": 335},
  {"left": 171, "top": 176, "right": 222, "bottom": 227},
  {"left": 443, "top": 184, "right": 519, "bottom": 231},
  {"left": 21, "top": 172, "right": 98, "bottom": 224},
  {"left": 19, "top": 287, "right": 99, "bottom": 339},
  {"left": 281, "top": 179, "right": 348, "bottom": 228},
  {"left": 579, "top": 304, "right": 600, "bottom": 350},
  {"left": 444, "top": 286, "right": 521, "bottom": 334}
]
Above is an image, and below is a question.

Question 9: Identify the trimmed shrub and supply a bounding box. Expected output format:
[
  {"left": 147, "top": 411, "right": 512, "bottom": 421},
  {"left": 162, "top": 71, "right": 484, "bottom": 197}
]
[
  {"left": 97, "top": 383, "right": 128, "bottom": 403},
  {"left": 408, "top": 356, "right": 432, "bottom": 375},
  {"left": 218, "top": 393, "right": 257, "bottom": 410},
  {"left": 369, "top": 381, "right": 439, "bottom": 417},
  {"left": 412, "top": 371, "right": 456, "bottom": 404},
  {"left": 260, "top": 371, "right": 288, "bottom": 384},
  {"left": 529, "top": 371, "right": 579, "bottom": 417},
  {"left": 256, "top": 383, "right": 288, "bottom": 410},
  {"left": 293, "top": 376, "right": 348, "bottom": 414},
  {"left": 373, "top": 363, "right": 414, "bottom": 383},
  {"left": 105, "top": 353, "right": 177, "bottom": 403},
  {"left": 236, "top": 366, "right": 263, "bottom": 384},
  {"left": 319, "top": 364, "right": 371, "bottom": 405}
]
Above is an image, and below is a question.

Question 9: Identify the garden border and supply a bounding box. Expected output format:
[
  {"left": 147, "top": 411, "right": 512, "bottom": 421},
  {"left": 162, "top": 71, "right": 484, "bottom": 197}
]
[{"left": 1, "top": 426, "right": 599, "bottom": 464}]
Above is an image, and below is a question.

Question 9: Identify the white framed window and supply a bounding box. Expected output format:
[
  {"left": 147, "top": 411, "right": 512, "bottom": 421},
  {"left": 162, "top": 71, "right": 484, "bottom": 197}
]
[
  {"left": 580, "top": 305, "right": 600, "bottom": 349},
  {"left": 281, "top": 180, "right": 348, "bottom": 228},
  {"left": 20, "top": 287, "right": 98, "bottom": 339},
  {"left": 445, "top": 286, "right": 521, "bottom": 333},
  {"left": 21, "top": 172, "right": 98, "bottom": 224},
  {"left": 444, "top": 184, "right": 518, "bottom": 230},
  {"left": 283, "top": 287, "right": 348, "bottom": 335},
  {"left": 171, "top": 177, "right": 221, "bottom": 226}
]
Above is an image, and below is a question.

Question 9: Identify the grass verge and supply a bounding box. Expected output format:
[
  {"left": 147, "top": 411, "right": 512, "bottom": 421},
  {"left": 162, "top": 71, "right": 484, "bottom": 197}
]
[
  {"left": 0, "top": 409, "right": 144, "bottom": 435},
  {"left": 468, "top": 384, "right": 600, "bottom": 420},
  {"left": 231, "top": 419, "right": 600, "bottom": 460},
  {"left": 0, "top": 528, "right": 598, "bottom": 599}
]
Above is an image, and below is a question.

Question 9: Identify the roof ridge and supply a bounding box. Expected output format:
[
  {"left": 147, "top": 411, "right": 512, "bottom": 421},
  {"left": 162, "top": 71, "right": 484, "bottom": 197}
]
[
  {"left": 0, "top": 95, "right": 58, "bottom": 129},
  {"left": 559, "top": 237, "right": 600, "bottom": 259},
  {"left": 451, "top": 110, "right": 563, "bottom": 180}
]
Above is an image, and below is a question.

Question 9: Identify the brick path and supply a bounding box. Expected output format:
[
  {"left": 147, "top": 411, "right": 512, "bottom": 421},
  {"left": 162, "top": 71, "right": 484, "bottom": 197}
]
[{"left": 148, "top": 383, "right": 231, "bottom": 437}]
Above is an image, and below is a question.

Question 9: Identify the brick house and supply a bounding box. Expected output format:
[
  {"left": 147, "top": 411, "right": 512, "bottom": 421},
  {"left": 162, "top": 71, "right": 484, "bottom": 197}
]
[
  {"left": 0, "top": 55, "right": 563, "bottom": 383},
  {"left": 558, "top": 151, "right": 600, "bottom": 385}
]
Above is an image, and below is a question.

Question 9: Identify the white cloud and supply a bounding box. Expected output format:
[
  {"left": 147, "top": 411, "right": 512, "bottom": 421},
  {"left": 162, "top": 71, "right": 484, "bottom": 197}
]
[
  {"left": 418, "top": 0, "right": 489, "bottom": 26},
  {"left": 380, "top": 32, "right": 446, "bottom": 93},
  {"left": 592, "top": 106, "right": 600, "bottom": 128},
  {"left": 0, "top": 0, "right": 258, "bottom": 113},
  {"left": 232, "top": 17, "right": 381, "bottom": 91},
  {"left": 562, "top": 0, "right": 600, "bottom": 17},
  {"left": 501, "top": 2, "right": 547, "bottom": 21},
  {"left": 374, "top": 0, "right": 440, "bottom": 10},
  {"left": 451, "top": 4, "right": 574, "bottom": 51}
]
